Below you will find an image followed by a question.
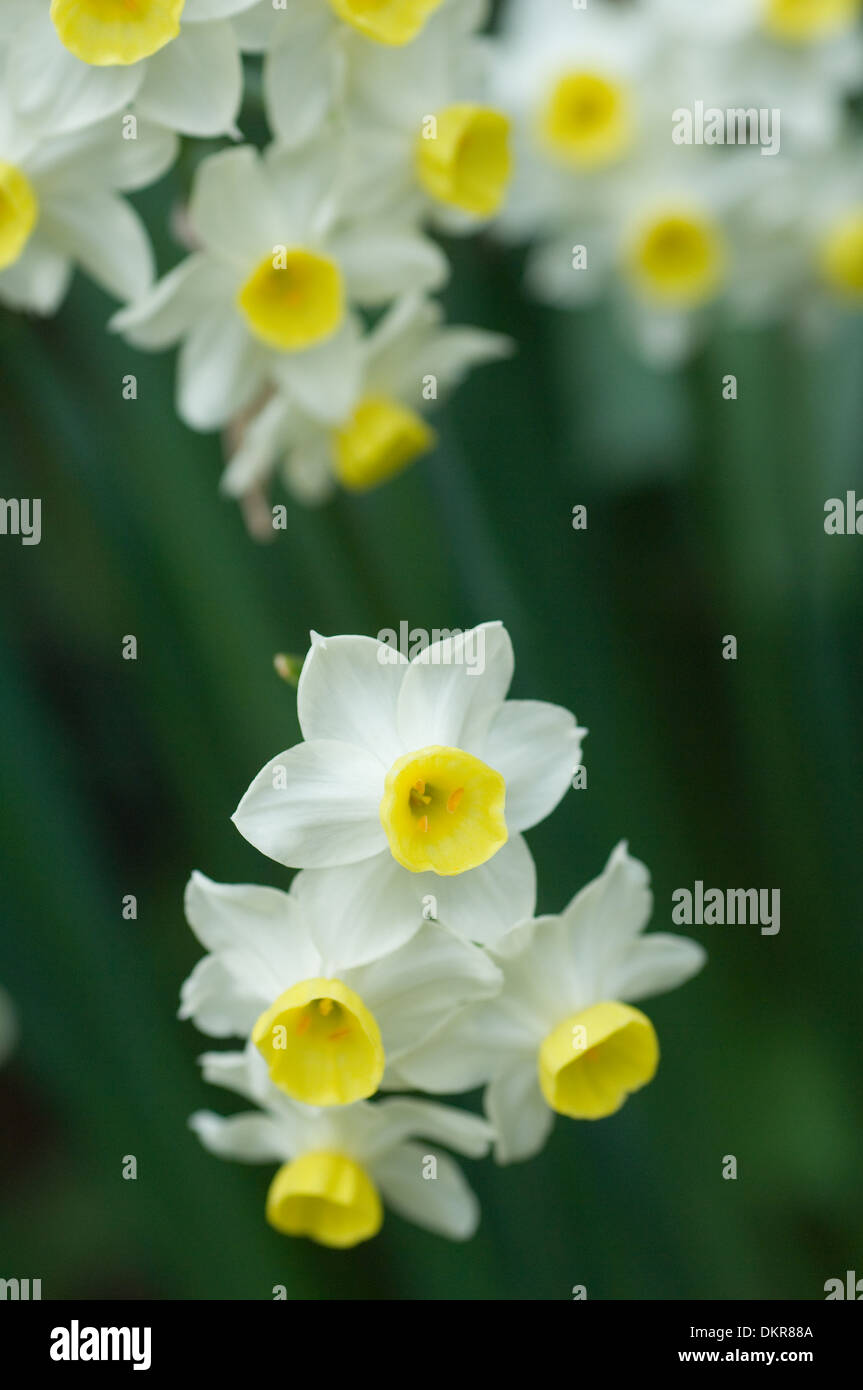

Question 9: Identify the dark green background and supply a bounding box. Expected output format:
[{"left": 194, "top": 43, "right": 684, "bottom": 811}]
[{"left": 2, "top": 124, "right": 863, "bottom": 1301}]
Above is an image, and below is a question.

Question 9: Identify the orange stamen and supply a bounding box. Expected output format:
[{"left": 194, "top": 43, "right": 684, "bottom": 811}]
[{"left": 446, "top": 788, "right": 464, "bottom": 813}]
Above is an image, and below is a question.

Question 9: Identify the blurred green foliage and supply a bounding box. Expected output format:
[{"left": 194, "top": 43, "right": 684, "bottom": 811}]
[{"left": 1, "top": 159, "right": 862, "bottom": 1300}]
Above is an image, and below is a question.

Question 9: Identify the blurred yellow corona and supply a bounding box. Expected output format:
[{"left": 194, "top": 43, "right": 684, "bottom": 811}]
[
  {"left": 237, "top": 249, "right": 344, "bottom": 352},
  {"left": 0, "top": 163, "right": 38, "bottom": 270},
  {"left": 416, "top": 105, "right": 512, "bottom": 216},
  {"left": 328, "top": 0, "right": 444, "bottom": 45},
  {"left": 333, "top": 397, "right": 435, "bottom": 491},
  {"left": 627, "top": 210, "right": 726, "bottom": 307},
  {"left": 50, "top": 0, "right": 185, "bottom": 65},
  {"left": 540, "top": 72, "right": 631, "bottom": 168}
]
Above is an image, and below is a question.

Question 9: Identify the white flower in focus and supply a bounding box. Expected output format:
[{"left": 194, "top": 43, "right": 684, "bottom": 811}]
[
  {"left": 1, "top": 0, "right": 260, "bottom": 138},
  {"left": 341, "top": 3, "right": 511, "bottom": 232},
  {"left": 234, "top": 0, "right": 480, "bottom": 152},
  {"left": 397, "top": 844, "right": 706, "bottom": 1163},
  {"left": 0, "top": 97, "right": 175, "bottom": 314},
  {"left": 221, "top": 292, "right": 512, "bottom": 505},
  {"left": 191, "top": 1045, "right": 494, "bottom": 1246},
  {"left": 233, "top": 622, "right": 583, "bottom": 947},
  {"left": 179, "top": 870, "right": 501, "bottom": 1106},
  {"left": 110, "top": 140, "right": 448, "bottom": 431}
]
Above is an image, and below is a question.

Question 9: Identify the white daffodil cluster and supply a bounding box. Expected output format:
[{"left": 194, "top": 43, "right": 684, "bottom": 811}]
[
  {"left": 494, "top": 0, "right": 863, "bottom": 365},
  {"left": 182, "top": 622, "right": 706, "bottom": 1248},
  {"left": 0, "top": 0, "right": 513, "bottom": 511}
]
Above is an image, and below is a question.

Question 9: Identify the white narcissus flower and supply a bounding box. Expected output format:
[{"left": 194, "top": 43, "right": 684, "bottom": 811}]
[
  {"left": 0, "top": 97, "right": 176, "bottom": 314},
  {"left": 221, "top": 291, "right": 512, "bottom": 505},
  {"left": 110, "top": 139, "right": 448, "bottom": 432},
  {"left": 234, "top": 0, "right": 484, "bottom": 152},
  {"left": 341, "top": 2, "right": 511, "bottom": 232},
  {"left": 396, "top": 844, "right": 706, "bottom": 1164},
  {"left": 233, "top": 622, "right": 584, "bottom": 948},
  {"left": 190, "top": 1046, "right": 494, "bottom": 1247},
  {"left": 645, "top": 0, "right": 863, "bottom": 151},
  {"left": 1, "top": 0, "right": 261, "bottom": 138},
  {"left": 179, "top": 870, "right": 502, "bottom": 1106}
]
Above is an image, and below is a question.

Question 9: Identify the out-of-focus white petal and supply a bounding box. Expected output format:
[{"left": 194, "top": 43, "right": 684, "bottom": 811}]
[
  {"left": 485, "top": 1060, "right": 554, "bottom": 1165},
  {"left": 372, "top": 1141, "right": 482, "bottom": 1240},
  {"left": 177, "top": 307, "right": 265, "bottom": 430},
  {"left": 135, "top": 20, "right": 242, "bottom": 137},
  {"left": 189, "top": 1110, "right": 290, "bottom": 1163},
  {"left": 40, "top": 191, "right": 154, "bottom": 302}
]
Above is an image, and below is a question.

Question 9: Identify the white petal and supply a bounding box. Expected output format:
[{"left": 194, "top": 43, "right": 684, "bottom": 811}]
[
  {"left": 135, "top": 21, "right": 242, "bottom": 137},
  {"left": 485, "top": 1061, "right": 554, "bottom": 1165},
  {"left": 28, "top": 117, "right": 177, "bottom": 194},
  {"left": 263, "top": 15, "right": 340, "bottom": 149},
  {"left": 561, "top": 841, "right": 653, "bottom": 968},
  {"left": 274, "top": 316, "right": 363, "bottom": 425},
  {"left": 430, "top": 832, "right": 537, "bottom": 947},
  {"left": 608, "top": 934, "right": 707, "bottom": 1003},
  {"left": 395, "top": 620, "right": 513, "bottom": 752},
  {"left": 0, "top": 241, "right": 71, "bottom": 315},
  {"left": 110, "top": 254, "right": 230, "bottom": 349},
  {"left": 483, "top": 699, "right": 585, "bottom": 832},
  {"left": 352, "top": 922, "right": 501, "bottom": 1064},
  {"left": 232, "top": 739, "right": 387, "bottom": 869},
  {"left": 188, "top": 145, "right": 277, "bottom": 268},
  {"left": 184, "top": 0, "right": 262, "bottom": 18},
  {"left": 297, "top": 632, "right": 407, "bottom": 763},
  {"left": 221, "top": 394, "right": 293, "bottom": 497},
  {"left": 180, "top": 872, "right": 321, "bottom": 1032},
  {"left": 179, "top": 956, "right": 264, "bottom": 1036},
  {"left": 8, "top": 11, "right": 140, "bottom": 135},
  {"left": 372, "top": 1141, "right": 481, "bottom": 1240},
  {"left": 290, "top": 857, "right": 426, "bottom": 970},
  {"left": 189, "top": 1110, "right": 289, "bottom": 1163},
  {"left": 333, "top": 225, "right": 448, "bottom": 305},
  {"left": 40, "top": 192, "right": 153, "bottom": 302},
  {"left": 177, "top": 307, "right": 265, "bottom": 430},
  {"left": 394, "top": 998, "right": 534, "bottom": 1094}
]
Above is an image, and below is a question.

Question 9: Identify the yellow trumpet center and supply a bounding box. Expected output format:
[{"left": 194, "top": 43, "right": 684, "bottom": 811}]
[
  {"left": 327, "top": 0, "right": 444, "bottom": 45},
  {"left": 332, "top": 396, "right": 435, "bottom": 492},
  {"left": 540, "top": 71, "right": 631, "bottom": 169},
  {"left": 0, "top": 162, "right": 39, "bottom": 270},
  {"left": 627, "top": 210, "right": 726, "bottom": 307},
  {"left": 266, "top": 1152, "right": 383, "bottom": 1248},
  {"left": 764, "top": 0, "right": 861, "bottom": 43},
  {"left": 50, "top": 0, "right": 185, "bottom": 66},
  {"left": 416, "top": 105, "right": 512, "bottom": 216},
  {"left": 538, "top": 1001, "right": 659, "bottom": 1120},
  {"left": 380, "top": 745, "right": 507, "bottom": 876},
  {"left": 818, "top": 210, "right": 863, "bottom": 299},
  {"left": 237, "top": 248, "right": 344, "bottom": 353},
  {"left": 252, "top": 978, "right": 385, "bottom": 1107}
]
